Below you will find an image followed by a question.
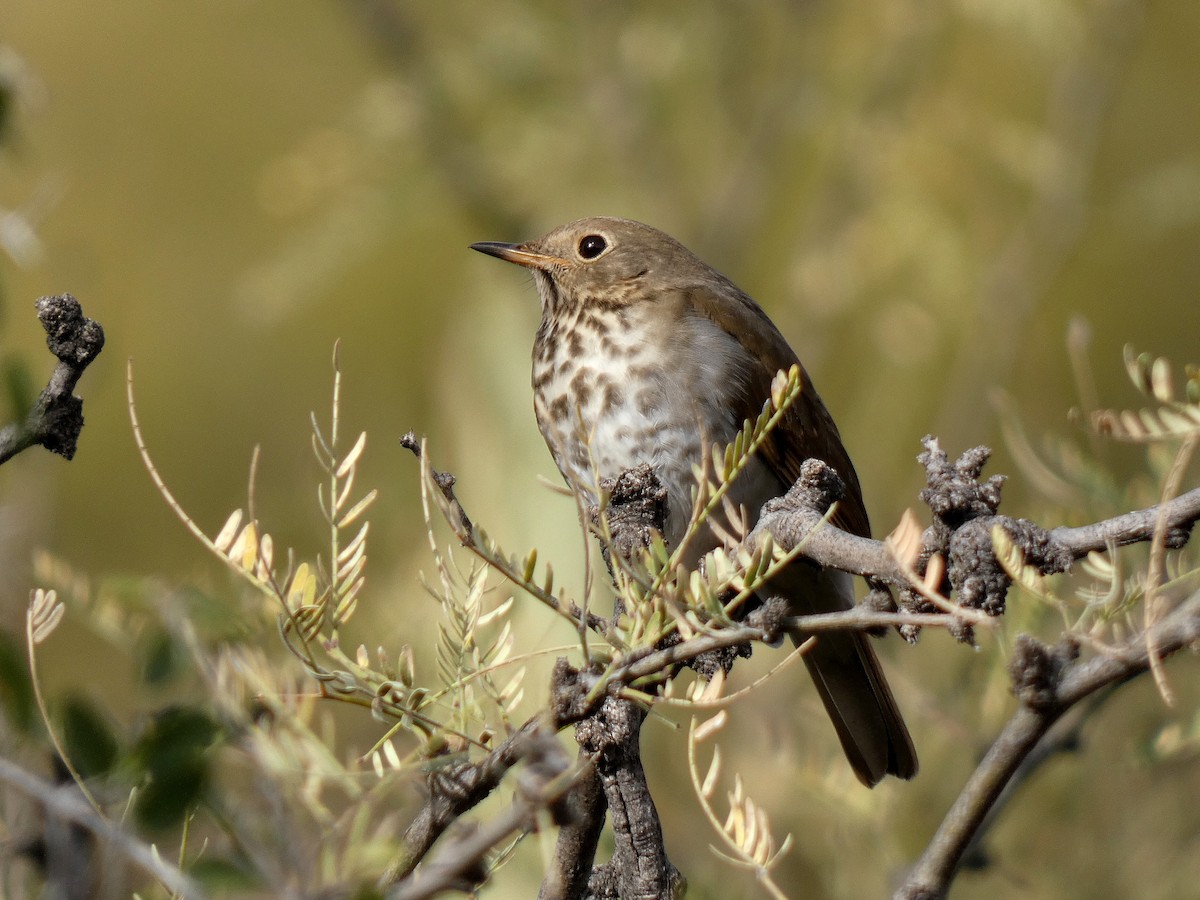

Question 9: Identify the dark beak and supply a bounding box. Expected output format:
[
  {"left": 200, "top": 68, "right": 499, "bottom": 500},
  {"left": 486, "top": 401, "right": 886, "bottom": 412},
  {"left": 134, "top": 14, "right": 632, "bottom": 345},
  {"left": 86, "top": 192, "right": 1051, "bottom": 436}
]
[{"left": 470, "top": 241, "right": 564, "bottom": 270}]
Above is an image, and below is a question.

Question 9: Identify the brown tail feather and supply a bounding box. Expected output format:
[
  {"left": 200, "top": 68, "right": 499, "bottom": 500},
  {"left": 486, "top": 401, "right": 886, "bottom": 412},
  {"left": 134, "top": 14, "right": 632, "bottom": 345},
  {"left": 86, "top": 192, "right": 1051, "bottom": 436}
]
[
  {"left": 778, "top": 566, "right": 917, "bottom": 786},
  {"left": 799, "top": 628, "right": 917, "bottom": 786}
]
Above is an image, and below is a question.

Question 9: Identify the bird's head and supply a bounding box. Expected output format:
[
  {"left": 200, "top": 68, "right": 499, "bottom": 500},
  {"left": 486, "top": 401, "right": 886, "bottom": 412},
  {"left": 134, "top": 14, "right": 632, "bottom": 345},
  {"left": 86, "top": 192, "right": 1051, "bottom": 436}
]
[{"left": 471, "top": 216, "right": 709, "bottom": 315}]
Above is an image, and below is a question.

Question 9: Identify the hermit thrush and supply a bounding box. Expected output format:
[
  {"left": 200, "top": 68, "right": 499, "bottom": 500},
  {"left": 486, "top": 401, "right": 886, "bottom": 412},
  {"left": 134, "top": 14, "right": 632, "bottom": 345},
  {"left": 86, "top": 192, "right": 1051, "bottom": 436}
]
[{"left": 471, "top": 217, "right": 917, "bottom": 786}]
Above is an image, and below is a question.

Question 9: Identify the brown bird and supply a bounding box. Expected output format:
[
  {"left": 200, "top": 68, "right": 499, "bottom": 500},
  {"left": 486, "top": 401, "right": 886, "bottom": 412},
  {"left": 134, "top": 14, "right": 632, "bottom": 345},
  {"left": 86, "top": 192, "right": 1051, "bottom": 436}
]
[{"left": 471, "top": 217, "right": 916, "bottom": 786}]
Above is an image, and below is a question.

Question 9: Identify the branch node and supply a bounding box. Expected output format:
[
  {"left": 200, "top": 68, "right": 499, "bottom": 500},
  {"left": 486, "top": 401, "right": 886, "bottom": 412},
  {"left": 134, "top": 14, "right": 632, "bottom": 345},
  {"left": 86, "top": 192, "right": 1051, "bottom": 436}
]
[
  {"left": 918, "top": 436, "right": 1006, "bottom": 528},
  {"left": 762, "top": 456, "right": 846, "bottom": 520},
  {"left": 0, "top": 294, "right": 104, "bottom": 465},
  {"left": 745, "top": 594, "right": 790, "bottom": 646},
  {"left": 592, "top": 463, "right": 669, "bottom": 567},
  {"left": 37, "top": 294, "right": 104, "bottom": 368},
  {"left": 549, "top": 658, "right": 601, "bottom": 726},
  {"left": 1008, "top": 634, "right": 1080, "bottom": 710}
]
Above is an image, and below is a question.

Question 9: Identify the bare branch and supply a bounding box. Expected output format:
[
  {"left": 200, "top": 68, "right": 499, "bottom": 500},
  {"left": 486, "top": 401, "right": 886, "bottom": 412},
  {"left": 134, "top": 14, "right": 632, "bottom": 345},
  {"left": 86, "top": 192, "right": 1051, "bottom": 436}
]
[
  {"left": 896, "top": 592, "right": 1200, "bottom": 900},
  {"left": 400, "top": 430, "right": 474, "bottom": 536},
  {"left": 755, "top": 455, "right": 1197, "bottom": 585},
  {"left": 575, "top": 696, "right": 682, "bottom": 900},
  {"left": 381, "top": 444, "right": 1196, "bottom": 897},
  {"left": 1052, "top": 487, "right": 1200, "bottom": 556},
  {"left": 389, "top": 728, "right": 577, "bottom": 900},
  {"left": 378, "top": 714, "right": 555, "bottom": 888},
  {"left": 0, "top": 294, "right": 104, "bottom": 464},
  {"left": 750, "top": 450, "right": 1197, "bottom": 641},
  {"left": 538, "top": 754, "right": 606, "bottom": 900},
  {"left": 0, "top": 755, "right": 203, "bottom": 898}
]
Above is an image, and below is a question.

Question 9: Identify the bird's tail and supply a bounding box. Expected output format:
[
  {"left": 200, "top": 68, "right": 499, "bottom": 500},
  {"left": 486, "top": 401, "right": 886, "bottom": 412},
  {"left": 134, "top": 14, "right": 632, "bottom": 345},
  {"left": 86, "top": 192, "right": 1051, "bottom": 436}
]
[{"left": 782, "top": 567, "right": 918, "bottom": 787}]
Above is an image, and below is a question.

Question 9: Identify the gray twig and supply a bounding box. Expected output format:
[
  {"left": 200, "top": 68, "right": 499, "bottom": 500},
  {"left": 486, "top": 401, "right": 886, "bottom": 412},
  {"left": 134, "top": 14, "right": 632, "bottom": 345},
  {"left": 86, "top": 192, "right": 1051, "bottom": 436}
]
[{"left": 0, "top": 755, "right": 203, "bottom": 898}]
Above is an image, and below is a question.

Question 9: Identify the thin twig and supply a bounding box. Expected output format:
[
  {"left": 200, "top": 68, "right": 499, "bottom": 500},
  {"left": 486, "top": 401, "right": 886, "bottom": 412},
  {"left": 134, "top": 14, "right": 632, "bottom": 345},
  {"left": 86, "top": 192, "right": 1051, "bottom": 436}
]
[{"left": 0, "top": 756, "right": 204, "bottom": 899}]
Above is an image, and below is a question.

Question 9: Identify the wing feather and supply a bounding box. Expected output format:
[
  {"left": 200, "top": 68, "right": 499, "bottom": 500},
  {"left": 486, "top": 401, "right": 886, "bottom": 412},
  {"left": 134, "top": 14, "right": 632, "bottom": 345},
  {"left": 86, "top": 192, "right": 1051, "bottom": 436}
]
[{"left": 682, "top": 279, "right": 871, "bottom": 538}]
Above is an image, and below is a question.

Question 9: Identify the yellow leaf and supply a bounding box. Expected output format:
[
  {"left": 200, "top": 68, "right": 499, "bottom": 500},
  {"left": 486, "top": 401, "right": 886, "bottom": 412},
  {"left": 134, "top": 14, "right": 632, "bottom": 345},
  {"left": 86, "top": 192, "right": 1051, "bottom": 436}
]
[
  {"left": 885, "top": 509, "right": 924, "bottom": 570},
  {"left": 701, "top": 747, "right": 722, "bottom": 798},
  {"left": 694, "top": 710, "right": 728, "bottom": 743},
  {"left": 287, "top": 563, "right": 317, "bottom": 610},
  {"left": 232, "top": 522, "right": 259, "bottom": 572}
]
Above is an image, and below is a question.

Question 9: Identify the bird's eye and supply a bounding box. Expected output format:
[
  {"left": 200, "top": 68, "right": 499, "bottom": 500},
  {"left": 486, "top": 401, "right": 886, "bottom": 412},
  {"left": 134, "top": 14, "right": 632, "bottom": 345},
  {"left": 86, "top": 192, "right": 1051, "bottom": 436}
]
[{"left": 578, "top": 234, "right": 607, "bottom": 259}]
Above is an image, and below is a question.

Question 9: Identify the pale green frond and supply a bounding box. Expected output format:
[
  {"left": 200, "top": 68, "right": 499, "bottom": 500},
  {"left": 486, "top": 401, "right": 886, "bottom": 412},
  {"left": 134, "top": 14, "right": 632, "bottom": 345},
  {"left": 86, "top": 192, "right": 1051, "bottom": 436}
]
[
  {"left": 336, "top": 546, "right": 367, "bottom": 585},
  {"left": 229, "top": 522, "right": 260, "bottom": 574},
  {"left": 336, "top": 431, "right": 368, "bottom": 479},
  {"left": 502, "top": 686, "right": 525, "bottom": 716},
  {"left": 478, "top": 596, "right": 514, "bottom": 628},
  {"left": 334, "top": 463, "right": 358, "bottom": 512},
  {"left": 701, "top": 746, "right": 722, "bottom": 798},
  {"left": 333, "top": 576, "right": 364, "bottom": 624},
  {"left": 336, "top": 489, "right": 378, "bottom": 529},
  {"left": 310, "top": 412, "right": 333, "bottom": 462},
  {"left": 498, "top": 667, "right": 526, "bottom": 705},
  {"left": 1097, "top": 350, "right": 1200, "bottom": 442},
  {"left": 694, "top": 710, "right": 728, "bottom": 744},
  {"left": 337, "top": 521, "right": 370, "bottom": 566},
  {"left": 1150, "top": 355, "right": 1175, "bottom": 404},
  {"left": 521, "top": 548, "right": 537, "bottom": 583},
  {"left": 256, "top": 532, "right": 275, "bottom": 580}
]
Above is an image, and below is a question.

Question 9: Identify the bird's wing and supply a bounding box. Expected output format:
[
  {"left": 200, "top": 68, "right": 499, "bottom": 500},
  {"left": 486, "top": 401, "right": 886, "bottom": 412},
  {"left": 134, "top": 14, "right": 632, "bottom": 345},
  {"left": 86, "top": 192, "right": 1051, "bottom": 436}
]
[
  {"left": 683, "top": 279, "right": 871, "bottom": 538},
  {"left": 683, "top": 278, "right": 916, "bottom": 787}
]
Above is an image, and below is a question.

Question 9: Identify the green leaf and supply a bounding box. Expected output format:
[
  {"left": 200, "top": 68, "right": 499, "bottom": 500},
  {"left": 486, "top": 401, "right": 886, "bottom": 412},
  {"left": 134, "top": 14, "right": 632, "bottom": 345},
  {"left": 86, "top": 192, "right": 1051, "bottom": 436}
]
[
  {"left": 132, "top": 705, "right": 222, "bottom": 829},
  {"left": 135, "top": 759, "right": 206, "bottom": 831},
  {"left": 60, "top": 694, "right": 120, "bottom": 779},
  {"left": 137, "top": 626, "right": 185, "bottom": 686},
  {"left": 187, "top": 856, "right": 263, "bottom": 891}
]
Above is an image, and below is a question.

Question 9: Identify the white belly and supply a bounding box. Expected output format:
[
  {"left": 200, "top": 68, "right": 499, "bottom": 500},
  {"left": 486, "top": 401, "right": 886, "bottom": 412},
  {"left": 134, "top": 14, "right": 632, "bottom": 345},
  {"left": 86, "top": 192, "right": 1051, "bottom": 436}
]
[{"left": 533, "top": 305, "right": 782, "bottom": 557}]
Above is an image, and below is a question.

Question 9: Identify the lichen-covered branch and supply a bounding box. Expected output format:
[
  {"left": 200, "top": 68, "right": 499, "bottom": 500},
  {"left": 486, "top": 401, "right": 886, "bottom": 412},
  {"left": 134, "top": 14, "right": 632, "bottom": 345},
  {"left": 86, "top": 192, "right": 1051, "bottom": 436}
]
[
  {"left": 1052, "top": 487, "right": 1200, "bottom": 555},
  {"left": 574, "top": 695, "right": 682, "bottom": 899}
]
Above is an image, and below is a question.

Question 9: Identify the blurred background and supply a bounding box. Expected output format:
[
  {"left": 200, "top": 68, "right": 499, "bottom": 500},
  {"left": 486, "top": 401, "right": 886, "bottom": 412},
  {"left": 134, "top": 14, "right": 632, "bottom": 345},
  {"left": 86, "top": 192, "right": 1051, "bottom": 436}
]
[{"left": 0, "top": 2, "right": 1197, "bottom": 898}]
